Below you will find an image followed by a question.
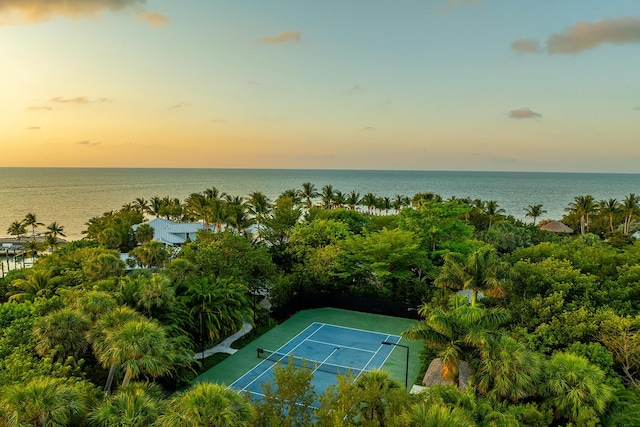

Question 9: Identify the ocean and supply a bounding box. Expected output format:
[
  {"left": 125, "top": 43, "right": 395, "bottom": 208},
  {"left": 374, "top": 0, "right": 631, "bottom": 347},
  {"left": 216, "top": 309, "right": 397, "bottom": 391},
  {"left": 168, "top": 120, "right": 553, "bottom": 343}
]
[{"left": 0, "top": 168, "right": 638, "bottom": 241}]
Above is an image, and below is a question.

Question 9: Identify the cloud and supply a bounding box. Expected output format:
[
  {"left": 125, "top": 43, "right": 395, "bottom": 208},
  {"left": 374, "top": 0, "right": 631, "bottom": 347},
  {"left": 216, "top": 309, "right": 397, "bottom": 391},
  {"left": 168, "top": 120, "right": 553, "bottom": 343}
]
[
  {"left": 26, "top": 106, "right": 52, "bottom": 111},
  {"left": 363, "top": 126, "right": 375, "bottom": 131},
  {"left": 50, "top": 96, "right": 112, "bottom": 104},
  {"left": 138, "top": 11, "right": 168, "bottom": 27},
  {"left": 168, "top": 103, "right": 188, "bottom": 109},
  {"left": 27, "top": 126, "right": 40, "bottom": 130},
  {"left": 511, "top": 38, "right": 542, "bottom": 54},
  {"left": 258, "top": 30, "right": 301, "bottom": 44},
  {"left": 76, "top": 140, "right": 101, "bottom": 146},
  {"left": 512, "top": 16, "right": 640, "bottom": 55},
  {"left": 508, "top": 108, "right": 542, "bottom": 119},
  {"left": 0, "top": 0, "right": 147, "bottom": 25}
]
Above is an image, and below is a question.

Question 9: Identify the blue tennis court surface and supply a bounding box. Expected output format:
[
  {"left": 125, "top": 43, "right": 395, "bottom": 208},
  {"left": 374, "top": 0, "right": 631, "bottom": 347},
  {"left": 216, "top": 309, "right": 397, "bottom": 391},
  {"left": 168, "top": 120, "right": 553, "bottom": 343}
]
[{"left": 230, "top": 322, "right": 401, "bottom": 404}]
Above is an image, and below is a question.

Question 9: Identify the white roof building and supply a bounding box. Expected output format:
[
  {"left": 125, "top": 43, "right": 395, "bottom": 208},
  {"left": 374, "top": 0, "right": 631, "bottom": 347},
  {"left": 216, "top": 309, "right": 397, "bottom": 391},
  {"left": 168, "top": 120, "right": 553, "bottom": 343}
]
[{"left": 133, "top": 218, "right": 205, "bottom": 246}]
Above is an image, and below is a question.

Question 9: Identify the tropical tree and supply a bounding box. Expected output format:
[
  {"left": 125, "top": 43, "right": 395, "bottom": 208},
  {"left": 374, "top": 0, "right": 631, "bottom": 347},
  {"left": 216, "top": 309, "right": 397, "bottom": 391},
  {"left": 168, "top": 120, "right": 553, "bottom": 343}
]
[
  {"left": 409, "top": 401, "right": 477, "bottom": 427},
  {"left": 6, "top": 220, "right": 26, "bottom": 241},
  {"left": 402, "top": 295, "right": 510, "bottom": 382},
  {"left": 46, "top": 221, "right": 66, "bottom": 239},
  {"left": 393, "top": 194, "right": 410, "bottom": 212},
  {"left": 23, "top": 212, "right": 45, "bottom": 238},
  {"left": 89, "top": 306, "right": 142, "bottom": 394},
  {"left": 133, "top": 275, "right": 180, "bottom": 323},
  {"left": 566, "top": 195, "right": 596, "bottom": 235},
  {"left": 434, "top": 245, "right": 508, "bottom": 306},
  {"left": 321, "top": 184, "right": 335, "bottom": 209},
  {"left": 622, "top": 193, "right": 639, "bottom": 235},
  {"left": 90, "top": 382, "right": 165, "bottom": 427},
  {"left": 345, "top": 191, "right": 360, "bottom": 210},
  {"left": 361, "top": 193, "right": 378, "bottom": 214},
  {"left": 148, "top": 196, "right": 165, "bottom": 218},
  {"left": 133, "top": 197, "right": 150, "bottom": 215},
  {"left": 598, "top": 198, "right": 621, "bottom": 234},
  {"left": 298, "top": 182, "right": 319, "bottom": 209},
  {"left": 97, "top": 317, "right": 189, "bottom": 388},
  {"left": 32, "top": 308, "right": 90, "bottom": 364},
  {"left": 247, "top": 191, "right": 271, "bottom": 235},
  {"left": 0, "top": 376, "right": 94, "bottom": 427},
  {"left": 355, "top": 370, "right": 408, "bottom": 426},
  {"left": 523, "top": 204, "right": 546, "bottom": 226},
  {"left": 134, "top": 223, "right": 155, "bottom": 244},
  {"left": 184, "top": 192, "right": 212, "bottom": 229},
  {"left": 473, "top": 335, "right": 542, "bottom": 402},
  {"left": 129, "top": 241, "right": 170, "bottom": 269},
  {"left": 158, "top": 382, "right": 254, "bottom": 427},
  {"left": 484, "top": 200, "right": 505, "bottom": 229},
  {"left": 543, "top": 352, "right": 614, "bottom": 425},
  {"left": 6, "top": 269, "right": 55, "bottom": 302}
]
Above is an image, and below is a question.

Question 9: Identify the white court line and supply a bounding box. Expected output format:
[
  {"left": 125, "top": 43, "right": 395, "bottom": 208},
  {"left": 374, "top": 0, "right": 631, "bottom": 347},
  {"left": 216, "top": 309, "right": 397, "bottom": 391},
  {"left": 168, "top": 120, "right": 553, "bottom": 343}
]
[
  {"left": 317, "top": 322, "right": 402, "bottom": 339},
  {"left": 236, "top": 324, "right": 327, "bottom": 392},
  {"left": 306, "top": 338, "right": 376, "bottom": 354},
  {"left": 229, "top": 322, "right": 322, "bottom": 389},
  {"left": 354, "top": 334, "right": 393, "bottom": 382}
]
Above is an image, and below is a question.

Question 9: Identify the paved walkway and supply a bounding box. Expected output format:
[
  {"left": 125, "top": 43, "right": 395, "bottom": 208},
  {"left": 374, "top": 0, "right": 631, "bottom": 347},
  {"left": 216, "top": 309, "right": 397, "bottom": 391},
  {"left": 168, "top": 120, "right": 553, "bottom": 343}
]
[{"left": 194, "top": 320, "right": 253, "bottom": 360}]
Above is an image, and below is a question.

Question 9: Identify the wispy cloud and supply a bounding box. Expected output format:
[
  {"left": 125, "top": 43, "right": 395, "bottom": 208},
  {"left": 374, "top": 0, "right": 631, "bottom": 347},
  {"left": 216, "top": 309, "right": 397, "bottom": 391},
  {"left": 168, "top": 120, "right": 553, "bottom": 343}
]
[
  {"left": 50, "top": 96, "right": 112, "bottom": 104},
  {"left": 0, "top": 0, "right": 147, "bottom": 25},
  {"left": 138, "top": 11, "right": 168, "bottom": 27},
  {"left": 168, "top": 103, "right": 188, "bottom": 109},
  {"left": 26, "top": 106, "right": 52, "bottom": 111},
  {"left": 634, "top": 107, "right": 640, "bottom": 111},
  {"left": 27, "top": 126, "right": 40, "bottom": 130},
  {"left": 512, "top": 16, "right": 640, "bottom": 55},
  {"left": 508, "top": 108, "right": 542, "bottom": 119},
  {"left": 511, "top": 38, "right": 542, "bottom": 54},
  {"left": 258, "top": 30, "right": 301, "bottom": 44},
  {"left": 76, "top": 140, "right": 101, "bottom": 147}
]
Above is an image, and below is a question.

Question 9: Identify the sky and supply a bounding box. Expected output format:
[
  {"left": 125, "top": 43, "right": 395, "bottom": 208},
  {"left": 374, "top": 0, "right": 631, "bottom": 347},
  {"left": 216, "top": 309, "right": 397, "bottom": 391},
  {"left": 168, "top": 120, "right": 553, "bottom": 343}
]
[{"left": 1, "top": 0, "right": 639, "bottom": 172}]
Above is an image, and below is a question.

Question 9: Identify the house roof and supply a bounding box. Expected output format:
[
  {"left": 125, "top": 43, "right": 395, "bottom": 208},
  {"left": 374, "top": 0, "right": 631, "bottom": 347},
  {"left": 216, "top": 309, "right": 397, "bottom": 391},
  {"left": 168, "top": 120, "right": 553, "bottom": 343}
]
[
  {"left": 539, "top": 220, "right": 574, "bottom": 234},
  {"left": 133, "top": 218, "right": 204, "bottom": 246}
]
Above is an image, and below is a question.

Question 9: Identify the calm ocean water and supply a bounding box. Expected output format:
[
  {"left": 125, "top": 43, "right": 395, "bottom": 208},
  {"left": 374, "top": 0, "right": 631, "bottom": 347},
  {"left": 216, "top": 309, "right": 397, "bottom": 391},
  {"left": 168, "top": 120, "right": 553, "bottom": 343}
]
[{"left": 0, "top": 168, "right": 638, "bottom": 241}]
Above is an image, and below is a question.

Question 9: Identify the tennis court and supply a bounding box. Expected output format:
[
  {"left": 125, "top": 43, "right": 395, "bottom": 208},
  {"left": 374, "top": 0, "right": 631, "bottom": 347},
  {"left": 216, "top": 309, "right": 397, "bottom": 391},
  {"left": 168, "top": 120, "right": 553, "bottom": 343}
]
[
  {"left": 230, "top": 322, "right": 400, "bottom": 401},
  {"left": 194, "top": 308, "right": 423, "bottom": 396}
]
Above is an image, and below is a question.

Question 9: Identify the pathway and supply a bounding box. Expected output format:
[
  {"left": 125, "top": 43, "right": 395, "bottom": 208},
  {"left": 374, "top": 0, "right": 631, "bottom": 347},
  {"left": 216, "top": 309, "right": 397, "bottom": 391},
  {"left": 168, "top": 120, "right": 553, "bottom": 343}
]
[{"left": 194, "top": 320, "right": 253, "bottom": 360}]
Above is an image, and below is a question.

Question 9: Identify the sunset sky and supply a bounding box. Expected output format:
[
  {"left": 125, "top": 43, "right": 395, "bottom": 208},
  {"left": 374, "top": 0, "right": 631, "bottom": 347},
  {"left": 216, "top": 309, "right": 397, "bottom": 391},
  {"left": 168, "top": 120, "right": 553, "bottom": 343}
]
[{"left": 2, "top": 0, "right": 639, "bottom": 172}]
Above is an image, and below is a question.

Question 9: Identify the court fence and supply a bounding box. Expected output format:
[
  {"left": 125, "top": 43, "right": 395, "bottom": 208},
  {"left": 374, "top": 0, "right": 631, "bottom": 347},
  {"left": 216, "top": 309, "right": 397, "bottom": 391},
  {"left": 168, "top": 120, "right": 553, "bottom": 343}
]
[{"left": 273, "top": 292, "right": 420, "bottom": 322}]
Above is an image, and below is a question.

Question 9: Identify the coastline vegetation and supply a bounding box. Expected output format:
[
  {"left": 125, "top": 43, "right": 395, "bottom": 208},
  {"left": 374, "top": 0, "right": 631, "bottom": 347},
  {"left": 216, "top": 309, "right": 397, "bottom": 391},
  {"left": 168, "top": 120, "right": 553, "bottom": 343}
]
[{"left": 1, "top": 185, "right": 639, "bottom": 426}]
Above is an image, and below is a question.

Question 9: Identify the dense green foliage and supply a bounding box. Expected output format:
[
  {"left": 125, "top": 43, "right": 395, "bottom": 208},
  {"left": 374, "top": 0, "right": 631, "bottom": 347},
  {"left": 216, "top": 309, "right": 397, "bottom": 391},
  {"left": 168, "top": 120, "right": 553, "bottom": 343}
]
[{"left": 1, "top": 185, "right": 639, "bottom": 425}]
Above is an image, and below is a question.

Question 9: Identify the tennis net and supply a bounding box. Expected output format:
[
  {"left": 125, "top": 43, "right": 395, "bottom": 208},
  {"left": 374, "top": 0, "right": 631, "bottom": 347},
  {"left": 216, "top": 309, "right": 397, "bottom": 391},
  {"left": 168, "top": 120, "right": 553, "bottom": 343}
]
[{"left": 256, "top": 348, "right": 367, "bottom": 377}]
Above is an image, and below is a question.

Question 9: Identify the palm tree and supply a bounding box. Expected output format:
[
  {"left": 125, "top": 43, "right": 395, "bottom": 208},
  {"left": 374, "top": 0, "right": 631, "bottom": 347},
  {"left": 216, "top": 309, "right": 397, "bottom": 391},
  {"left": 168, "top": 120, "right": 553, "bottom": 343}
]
[
  {"left": 134, "top": 275, "right": 178, "bottom": 321},
  {"left": 247, "top": 191, "right": 271, "bottom": 235},
  {"left": 484, "top": 200, "right": 505, "bottom": 228},
  {"left": 473, "top": 335, "right": 542, "bottom": 402},
  {"left": 346, "top": 191, "right": 360, "bottom": 210},
  {"left": 6, "top": 269, "right": 54, "bottom": 302},
  {"left": 46, "top": 221, "right": 66, "bottom": 239},
  {"left": 298, "top": 182, "right": 319, "bottom": 209},
  {"left": 543, "top": 352, "right": 614, "bottom": 425},
  {"left": 184, "top": 192, "right": 212, "bottom": 229},
  {"left": 23, "top": 213, "right": 45, "bottom": 238},
  {"left": 184, "top": 276, "right": 252, "bottom": 343},
  {"left": 90, "top": 382, "right": 164, "bottom": 427},
  {"left": 158, "top": 383, "right": 254, "bottom": 427},
  {"left": 321, "top": 184, "right": 335, "bottom": 209},
  {"left": 598, "top": 198, "right": 621, "bottom": 234},
  {"left": 622, "top": 193, "right": 639, "bottom": 235},
  {"left": 565, "top": 195, "right": 596, "bottom": 235},
  {"left": 100, "top": 317, "right": 186, "bottom": 388},
  {"left": 402, "top": 294, "right": 510, "bottom": 382},
  {"left": 355, "top": 370, "right": 406, "bottom": 426},
  {"left": 361, "top": 193, "right": 378, "bottom": 214},
  {"left": 129, "top": 241, "right": 169, "bottom": 269},
  {"left": 33, "top": 308, "right": 90, "bottom": 364},
  {"left": 133, "top": 197, "right": 150, "bottom": 215},
  {"left": 332, "top": 190, "right": 346, "bottom": 209},
  {"left": 148, "top": 196, "right": 165, "bottom": 218},
  {"left": 6, "top": 220, "right": 26, "bottom": 241},
  {"left": 523, "top": 204, "right": 546, "bottom": 226},
  {"left": 409, "top": 402, "right": 477, "bottom": 427},
  {"left": 435, "top": 246, "right": 508, "bottom": 306},
  {"left": 393, "top": 194, "right": 409, "bottom": 212},
  {"left": 89, "top": 306, "right": 142, "bottom": 394},
  {"left": 279, "top": 188, "right": 302, "bottom": 206},
  {"left": 381, "top": 196, "right": 392, "bottom": 215},
  {"left": 225, "top": 196, "right": 253, "bottom": 233},
  {"left": 0, "top": 376, "right": 91, "bottom": 427}
]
